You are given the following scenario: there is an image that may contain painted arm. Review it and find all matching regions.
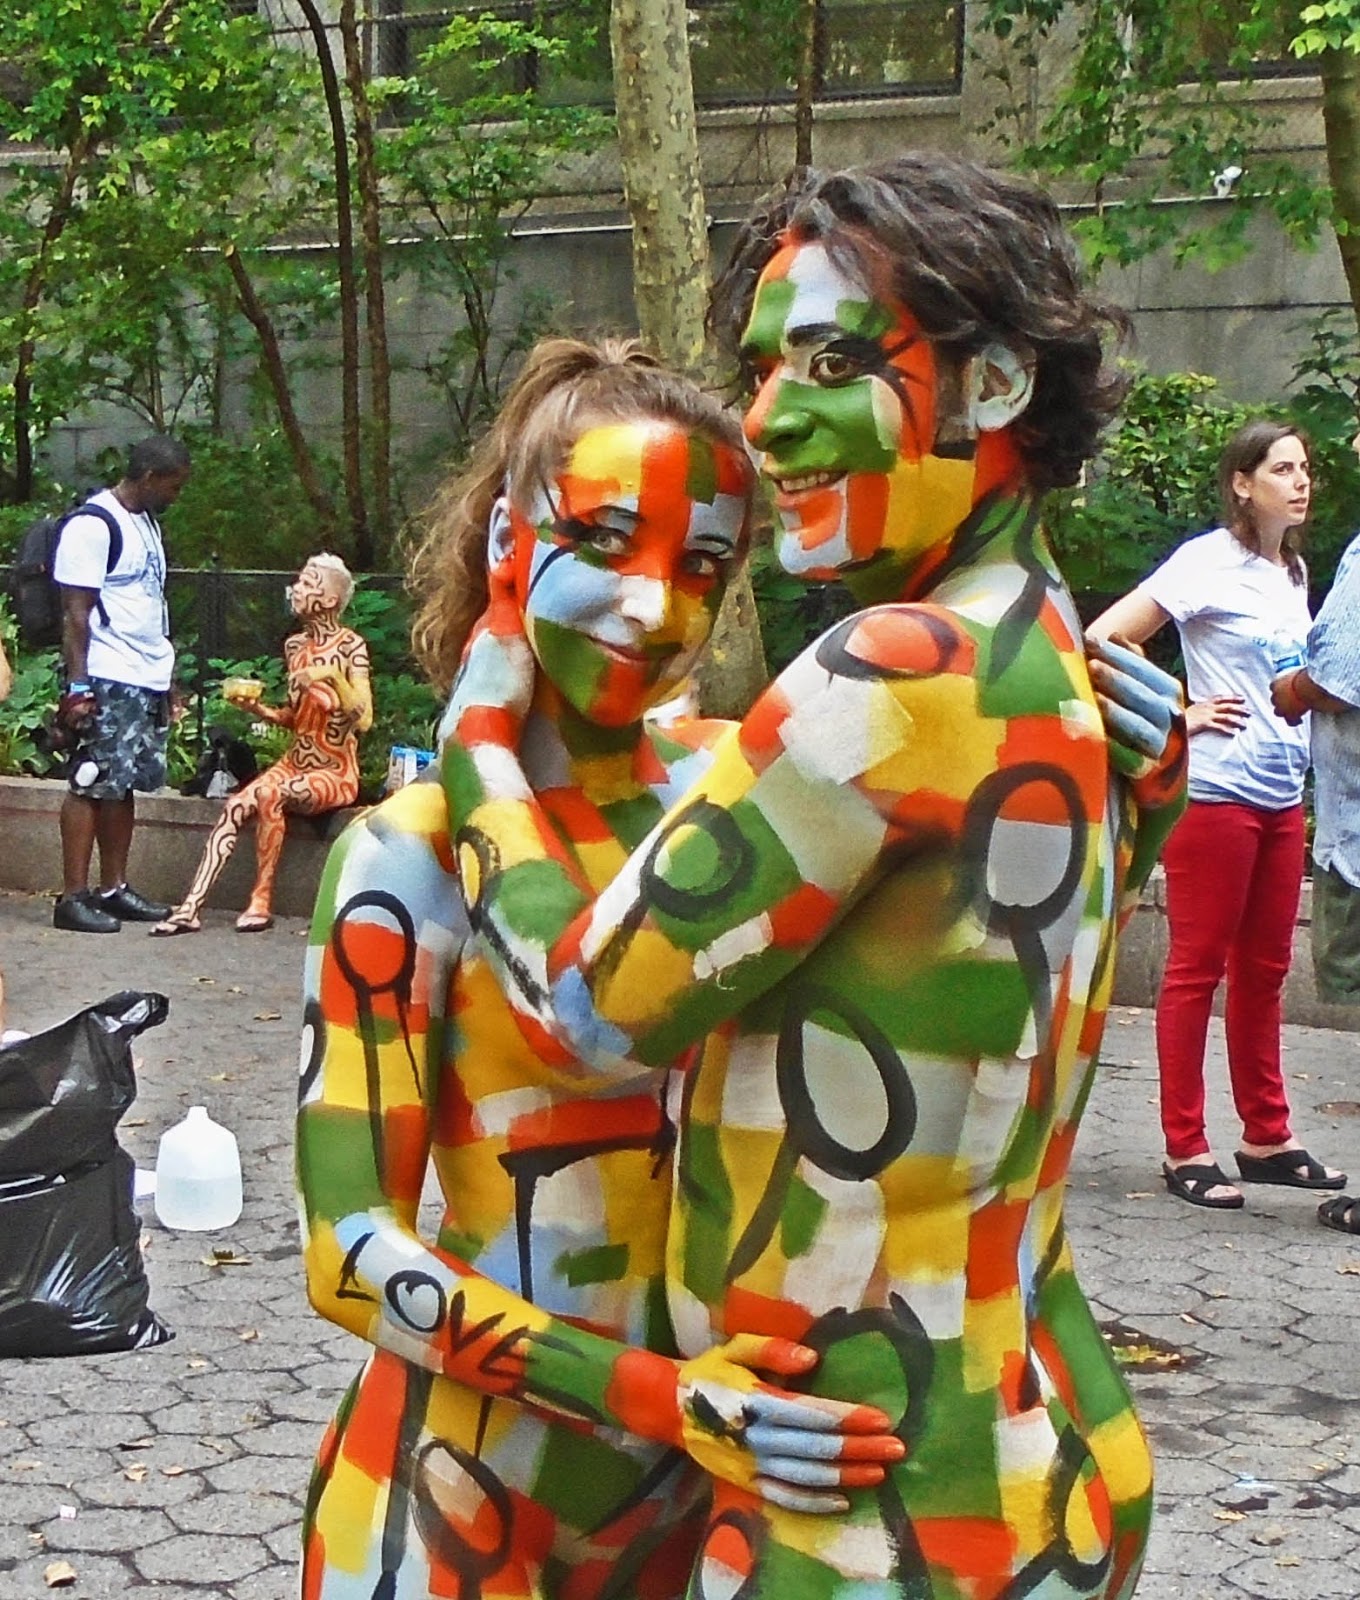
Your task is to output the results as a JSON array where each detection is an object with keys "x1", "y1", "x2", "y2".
[
  {"x1": 444, "y1": 596, "x2": 1024, "y2": 1073},
  {"x1": 297, "y1": 785, "x2": 902, "y2": 1513}
]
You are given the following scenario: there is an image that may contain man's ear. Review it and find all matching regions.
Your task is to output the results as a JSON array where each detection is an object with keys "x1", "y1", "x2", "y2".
[
  {"x1": 486, "y1": 494, "x2": 514, "y2": 567},
  {"x1": 963, "y1": 343, "x2": 1035, "y2": 432}
]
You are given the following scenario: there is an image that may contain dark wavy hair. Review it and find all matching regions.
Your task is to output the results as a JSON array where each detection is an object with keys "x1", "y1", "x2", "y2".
[
  {"x1": 1217, "y1": 418, "x2": 1310, "y2": 586},
  {"x1": 709, "y1": 154, "x2": 1131, "y2": 491}
]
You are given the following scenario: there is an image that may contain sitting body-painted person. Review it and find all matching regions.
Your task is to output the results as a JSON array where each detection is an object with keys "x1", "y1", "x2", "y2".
[
  {"x1": 442, "y1": 157, "x2": 1188, "y2": 1600},
  {"x1": 295, "y1": 340, "x2": 913, "y2": 1600},
  {"x1": 154, "y1": 554, "x2": 372, "y2": 935}
]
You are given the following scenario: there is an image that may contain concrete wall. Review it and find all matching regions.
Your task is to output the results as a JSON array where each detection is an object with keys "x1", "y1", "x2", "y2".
[{"x1": 0, "y1": 776, "x2": 358, "y2": 921}]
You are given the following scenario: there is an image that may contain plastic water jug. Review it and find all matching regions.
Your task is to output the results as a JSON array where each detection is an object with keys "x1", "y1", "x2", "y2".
[{"x1": 154, "y1": 1106, "x2": 243, "y2": 1230}]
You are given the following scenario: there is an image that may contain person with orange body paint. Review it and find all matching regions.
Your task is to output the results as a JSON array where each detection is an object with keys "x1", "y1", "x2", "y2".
[
  {"x1": 154, "y1": 555, "x2": 372, "y2": 936},
  {"x1": 442, "y1": 158, "x2": 1187, "y2": 1599}
]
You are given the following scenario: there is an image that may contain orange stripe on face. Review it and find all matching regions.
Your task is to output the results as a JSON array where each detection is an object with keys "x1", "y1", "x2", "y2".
[{"x1": 846, "y1": 473, "x2": 891, "y2": 561}]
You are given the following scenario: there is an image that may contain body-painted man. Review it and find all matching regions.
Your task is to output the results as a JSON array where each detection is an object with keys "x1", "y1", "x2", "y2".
[
  {"x1": 443, "y1": 158, "x2": 1187, "y2": 1600},
  {"x1": 296, "y1": 343, "x2": 906, "y2": 1600},
  {"x1": 155, "y1": 555, "x2": 372, "y2": 935}
]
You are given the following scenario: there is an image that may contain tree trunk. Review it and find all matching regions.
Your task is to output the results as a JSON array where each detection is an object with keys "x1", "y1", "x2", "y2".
[
  {"x1": 292, "y1": 0, "x2": 370, "y2": 567},
  {"x1": 1320, "y1": 44, "x2": 1360, "y2": 345},
  {"x1": 223, "y1": 244, "x2": 339, "y2": 538},
  {"x1": 609, "y1": 0, "x2": 710, "y2": 378},
  {"x1": 339, "y1": 0, "x2": 392, "y2": 558},
  {"x1": 793, "y1": 0, "x2": 818, "y2": 169},
  {"x1": 11, "y1": 128, "x2": 92, "y2": 502},
  {"x1": 609, "y1": 0, "x2": 767, "y2": 715}
]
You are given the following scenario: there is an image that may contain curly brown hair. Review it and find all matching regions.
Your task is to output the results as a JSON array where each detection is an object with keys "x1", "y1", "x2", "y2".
[
  {"x1": 405, "y1": 336, "x2": 753, "y2": 694},
  {"x1": 709, "y1": 154, "x2": 1131, "y2": 492}
]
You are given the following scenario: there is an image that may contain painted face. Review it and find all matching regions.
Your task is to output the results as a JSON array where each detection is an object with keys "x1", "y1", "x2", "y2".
[
  {"x1": 740, "y1": 239, "x2": 992, "y2": 593},
  {"x1": 504, "y1": 419, "x2": 750, "y2": 727},
  {"x1": 288, "y1": 560, "x2": 339, "y2": 617},
  {"x1": 1232, "y1": 435, "x2": 1310, "y2": 537}
]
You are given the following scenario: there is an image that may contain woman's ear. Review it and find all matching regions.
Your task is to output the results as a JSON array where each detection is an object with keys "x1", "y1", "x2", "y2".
[
  {"x1": 963, "y1": 343, "x2": 1035, "y2": 432},
  {"x1": 486, "y1": 494, "x2": 514, "y2": 568}
]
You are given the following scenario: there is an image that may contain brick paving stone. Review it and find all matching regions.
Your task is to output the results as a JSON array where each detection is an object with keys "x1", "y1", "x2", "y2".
[
  {"x1": 5, "y1": 893, "x2": 1360, "y2": 1598},
  {"x1": 133, "y1": 1532, "x2": 270, "y2": 1584},
  {"x1": 41, "y1": 1505, "x2": 177, "y2": 1552}
]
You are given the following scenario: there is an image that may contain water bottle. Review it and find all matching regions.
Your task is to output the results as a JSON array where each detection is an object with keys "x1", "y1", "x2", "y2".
[
  {"x1": 1268, "y1": 631, "x2": 1305, "y2": 678},
  {"x1": 154, "y1": 1106, "x2": 243, "y2": 1230}
]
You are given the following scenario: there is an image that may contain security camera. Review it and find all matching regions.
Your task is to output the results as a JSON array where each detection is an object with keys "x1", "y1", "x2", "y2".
[{"x1": 1212, "y1": 165, "x2": 1244, "y2": 199}]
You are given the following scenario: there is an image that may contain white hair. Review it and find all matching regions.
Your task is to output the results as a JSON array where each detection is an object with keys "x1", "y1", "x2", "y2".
[{"x1": 307, "y1": 552, "x2": 355, "y2": 611}]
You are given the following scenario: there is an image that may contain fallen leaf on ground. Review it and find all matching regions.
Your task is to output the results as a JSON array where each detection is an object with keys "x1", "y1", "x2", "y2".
[
  {"x1": 43, "y1": 1561, "x2": 77, "y2": 1588},
  {"x1": 187, "y1": 1358, "x2": 209, "y2": 1370},
  {"x1": 253, "y1": 1010, "x2": 282, "y2": 1021},
  {"x1": 1213, "y1": 1509, "x2": 1245, "y2": 1522},
  {"x1": 124, "y1": 1465, "x2": 148, "y2": 1483},
  {"x1": 1338, "y1": 1262, "x2": 1360, "y2": 1276},
  {"x1": 122, "y1": 1118, "x2": 147, "y2": 1128},
  {"x1": 118, "y1": 1437, "x2": 153, "y2": 1451},
  {"x1": 202, "y1": 1249, "x2": 252, "y2": 1267},
  {"x1": 238, "y1": 1328, "x2": 259, "y2": 1342},
  {"x1": 194, "y1": 976, "x2": 215, "y2": 985},
  {"x1": 1276, "y1": 1556, "x2": 1301, "y2": 1567},
  {"x1": 161, "y1": 1465, "x2": 185, "y2": 1478},
  {"x1": 228, "y1": 985, "x2": 245, "y2": 994},
  {"x1": 1124, "y1": 1191, "x2": 1155, "y2": 1199}
]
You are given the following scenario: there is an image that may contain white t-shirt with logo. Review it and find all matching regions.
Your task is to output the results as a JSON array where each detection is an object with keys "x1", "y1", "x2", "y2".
[
  {"x1": 1137, "y1": 526, "x2": 1311, "y2": 810},
  {"x1": 51, "y1": 488, "x2": 174, "y2": 691}
]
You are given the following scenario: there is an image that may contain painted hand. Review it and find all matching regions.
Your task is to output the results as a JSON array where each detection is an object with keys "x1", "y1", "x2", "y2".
[
  {"x1": 626, "y1": 1335, "x2": 905, "y2": 1515},
  {"x1": 1086, "y1": 633, "x2": 1184, "y2": 780}
]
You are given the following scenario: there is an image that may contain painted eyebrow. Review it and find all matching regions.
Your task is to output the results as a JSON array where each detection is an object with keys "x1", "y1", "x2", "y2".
[{"x1": 739, "y1": 319, "x2": 844, "y2": 358}]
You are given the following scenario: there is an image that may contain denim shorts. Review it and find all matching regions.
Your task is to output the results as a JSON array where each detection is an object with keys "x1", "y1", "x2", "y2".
[{"x1": 67, "y1": 679, "x2": 169, "y2": 799}]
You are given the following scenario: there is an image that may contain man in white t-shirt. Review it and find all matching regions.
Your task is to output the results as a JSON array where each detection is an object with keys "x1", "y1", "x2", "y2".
[{"x1": 51, "y1": 435, "x2": 191, "y2": 933}]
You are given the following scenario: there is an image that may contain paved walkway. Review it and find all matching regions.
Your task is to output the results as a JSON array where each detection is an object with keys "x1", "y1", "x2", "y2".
[{"x1": 1, "y1": 886, "x2": 1358, "y2": 1599}]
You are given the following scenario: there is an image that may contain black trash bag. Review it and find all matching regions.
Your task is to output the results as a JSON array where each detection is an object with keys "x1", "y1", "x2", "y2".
[{"x1": 0, "y1": 992, "x2": 174, "y2": 1357}]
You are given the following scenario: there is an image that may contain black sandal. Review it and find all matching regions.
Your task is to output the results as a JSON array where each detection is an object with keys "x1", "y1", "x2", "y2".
[
  {"x1": 1318, "y1": 1195, "x2": 1360, "y2": 1234},
  {"x1": 1234, "y1": 1149, "x2": 1347, "y2": 1191},
  {"x1": 1162, "y1": 1162, "x2": 1244, "y2": 1210}
]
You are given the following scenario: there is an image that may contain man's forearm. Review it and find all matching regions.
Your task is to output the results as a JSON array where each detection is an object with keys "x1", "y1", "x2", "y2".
[{"x1": 60, "y1": 602, "x2": 92, "y2": 684}]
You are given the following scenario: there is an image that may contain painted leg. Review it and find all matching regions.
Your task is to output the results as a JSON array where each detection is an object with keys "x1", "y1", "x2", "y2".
[
  {"x1": 152, "y1": 791, "x2": 256, "y2": 935},
  {"x1": 238, "y1": 785, "x2": 287, "y2": 930}
]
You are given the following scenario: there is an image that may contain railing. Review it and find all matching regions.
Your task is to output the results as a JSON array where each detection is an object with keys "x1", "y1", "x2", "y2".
[{"x1": 367, "y1": 0, "x2": 964, "y2": 112}]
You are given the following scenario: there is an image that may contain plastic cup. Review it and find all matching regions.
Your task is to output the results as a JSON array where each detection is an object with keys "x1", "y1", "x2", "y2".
[{"x1": 222, "y1": 676, "x2": 264, "y2": 704}]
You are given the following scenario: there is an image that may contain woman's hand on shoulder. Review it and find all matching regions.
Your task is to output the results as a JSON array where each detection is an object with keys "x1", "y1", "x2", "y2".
[{"x1": 1185, "y1": 696, "x2": 1248, "y2": 736}]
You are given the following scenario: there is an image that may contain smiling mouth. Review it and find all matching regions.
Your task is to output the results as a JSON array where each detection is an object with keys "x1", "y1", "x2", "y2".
[
  {"x1": 594, "y1": 639, "x2": 677, "y2": 667},
  {"x1": 768, "y1": 470, "x2": 843, "y2": 496}
]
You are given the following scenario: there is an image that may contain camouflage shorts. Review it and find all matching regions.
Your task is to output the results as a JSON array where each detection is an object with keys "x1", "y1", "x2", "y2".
[{"x1": 68, "y1": 679, "x2": 169, "y2": 799}]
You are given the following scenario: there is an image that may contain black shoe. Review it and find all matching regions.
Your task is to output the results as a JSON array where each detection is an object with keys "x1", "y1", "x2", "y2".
[
  {"x1": 99, "y1": 885, "x2": 172, "y2": 922},
  {"x1": 54, "y1": 891, "x2": 121, "y2": 933}
]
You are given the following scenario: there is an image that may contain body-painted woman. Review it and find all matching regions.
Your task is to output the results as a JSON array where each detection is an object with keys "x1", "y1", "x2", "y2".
[
  {"x1": 443, "y1": 160, "x2": 1187, "y2": 1600},
  {"x1": 154, "y1": 554, "x2": 372, "y2": 935},
  {"x1": 296, "y1": 341, "x2": 905, "y2": 1600}
]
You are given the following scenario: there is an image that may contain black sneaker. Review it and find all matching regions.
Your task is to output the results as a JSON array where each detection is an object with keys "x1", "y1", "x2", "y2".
[
  {"x1": 99, "y1": 885, "x2": 172, "y2": 922},
  {"x1": 54, "y1": 891, "x2": 121, "y2": 933}
]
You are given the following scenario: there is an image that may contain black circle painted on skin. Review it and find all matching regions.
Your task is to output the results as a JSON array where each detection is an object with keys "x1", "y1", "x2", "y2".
[
  {"x1": 689, "y1": 1507, "x2": 765, "y2": 1600},
  {"x1": 639, "y1": 797, "x2": 756, "y2": 920},
  {"x1": 297, "y1": 996, "x2": 326, "y2": 1103},
  {"x1": 814, "y1": 605, "x2": 962, "y2": 682},
  {"x1": 962, "y1": 762, "x2": 1087, "y2": 935},
  {"x1": 775, "y1": 984, "x2": 918, "y2": 1181},
  {"x1": 330, "y1": 889, "x2": 418, "y2": 1001},
  {"x1": 1001, "y1": 1424, "x2": 1113, "y2": 1599},
  {"x1": 385, "y1": 1269, "x2": 447, "y2": 1334},
  {"x1": 410, "y1": 1437, "x2": 515, "y2": 1598}
]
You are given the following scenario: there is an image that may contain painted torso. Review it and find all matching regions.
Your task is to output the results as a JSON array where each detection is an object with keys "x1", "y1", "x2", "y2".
[
  {"x1": 276, "y1": 628, "x2": 367, "y2": 796},
  {"x1": 668, "y1": 529, "x2": 1150, "y2": 1600},
  {"x1": 298, "y1": 718, "x2": 732, "y2": 1600}
]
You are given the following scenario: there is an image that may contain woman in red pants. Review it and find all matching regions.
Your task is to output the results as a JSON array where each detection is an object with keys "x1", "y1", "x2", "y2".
[{"x1": 1091, "y1": 419, "x2": 1345, "y2": 1208}]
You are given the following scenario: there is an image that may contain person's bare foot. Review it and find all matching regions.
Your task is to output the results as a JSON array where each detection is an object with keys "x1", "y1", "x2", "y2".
[
  {"x1": 149, "y1": 911, "x2": 201, "y2": 937},
  {"x1": 235, "y1": 911, "x2": 274, "y2": 932}
]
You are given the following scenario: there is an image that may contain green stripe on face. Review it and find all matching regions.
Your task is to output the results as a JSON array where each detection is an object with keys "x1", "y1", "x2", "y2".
[
  {"x1": 835, "y1": 294, "x2": 896, "y2": 342},
  {"x1": 792, "y1": 378, "x2": 899, "y2": 474},
  {"x1": 742, "y1": 275, "x2": 797, "y2": 357},
  {"x1": 683, "y1": 434, "x2": 718, "y2": 505},
  {"x1": 532, "y1": 615, "x2": 612, "y2": 707}
]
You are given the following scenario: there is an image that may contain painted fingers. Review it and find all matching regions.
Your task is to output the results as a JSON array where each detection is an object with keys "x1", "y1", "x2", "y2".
[{"x1": 1085, "y1": 633, "x2": 1184, "y2": 778}]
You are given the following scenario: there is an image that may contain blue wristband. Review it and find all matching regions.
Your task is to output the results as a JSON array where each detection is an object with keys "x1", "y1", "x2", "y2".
[{"x1": 67, "y1": 681, "x2": 91, "y2": 694}]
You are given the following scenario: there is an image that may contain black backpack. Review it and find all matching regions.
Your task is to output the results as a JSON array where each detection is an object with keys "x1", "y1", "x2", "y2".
[{"x1": 9, "y1": 501, "x2": 124, "y2": 650}]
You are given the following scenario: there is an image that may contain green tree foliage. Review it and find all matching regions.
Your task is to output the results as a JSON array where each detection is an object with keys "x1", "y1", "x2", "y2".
[
  {"x1": 974, "y1": 0, "x2": 1333, "y2": 271},
  {"x1": 0, "y1": 0, "x2": 313, "y2": 503}
]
